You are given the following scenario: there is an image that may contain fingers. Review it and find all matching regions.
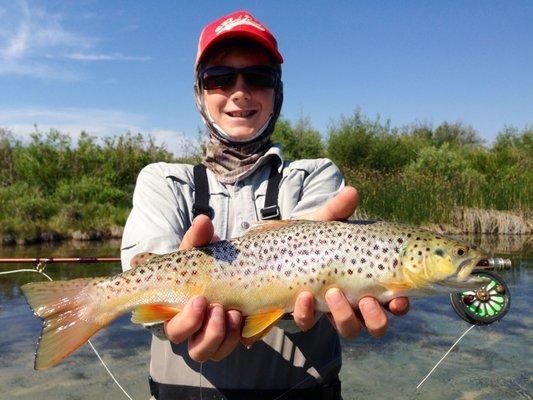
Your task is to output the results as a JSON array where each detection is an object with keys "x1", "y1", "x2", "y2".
[
  {"x1": 179, "y1": 215, "x2": 214, "y2": 250},
  {"x1": 386, "y1": 297, "x2": 410, "y2": 316},
  {"x1": 164, "y1": 296, "x2": 207, "y2": 343},
  {"x1": 164, "y1": 298, "x2": 241, "y2": 362},
  {"x1": 325, "y1": 288, "x2": 361, "y2": 339},
  {"x1": 293, "y1": 291, "x2": 316, "y2": 331},
  {"x1": 324, "y1": 290, "x2": 408, "y2": 339},
  {"x1": 305, "y1": 186, "x2": 359, "y2": 222},
  {"x1": 188, "y1": 305, "x2": 226, "y2": 362},
  {"x1": 209, "y1": 310, "x2": 242, "y2": 361},
  {"x1": 358, "y1": 297, "x2": 389, "y2": 338}
]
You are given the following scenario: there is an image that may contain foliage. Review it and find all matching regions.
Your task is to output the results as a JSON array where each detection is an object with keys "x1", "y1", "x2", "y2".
[
  {"x1": 327, "y1": 110, "x2": 417, "y2": 171},
  {"x1": 0, "y1": 129, "x2": 177, "y2": 243},
  {"x1": 272, "y1": 116, "x2": 324, "y2": 159},
  {"x1": 1, "y1": 113, "x2": 531, "y2": 243}
]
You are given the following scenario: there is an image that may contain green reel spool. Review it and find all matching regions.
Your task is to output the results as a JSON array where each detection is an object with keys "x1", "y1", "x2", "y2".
[{"x1": 450, "y1": 270, "x2": 511, "y2": 325}]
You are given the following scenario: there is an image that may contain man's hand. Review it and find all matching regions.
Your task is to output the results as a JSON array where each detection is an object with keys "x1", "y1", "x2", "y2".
[
  {"x1": 163, "y1": 215, "x2": 242, "y2": 362},
  {"x1": 292, "y1": 186, "x2": 410, "y2": 338}
]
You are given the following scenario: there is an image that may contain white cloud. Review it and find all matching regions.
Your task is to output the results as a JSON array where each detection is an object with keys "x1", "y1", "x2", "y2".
[
  {"x1": 0, "y1": 107, "x2": 196, "y2": 157},
  {"x1": 65, "y1": 52, "x2": 152, "y2": 62},
  {"x1": 0, "y1": 1, "x2": 149, "y2": 80}
]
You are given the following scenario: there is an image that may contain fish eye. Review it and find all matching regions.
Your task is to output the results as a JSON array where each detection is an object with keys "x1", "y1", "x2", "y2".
[{"x1": 453, "y1": 246, "x2": 468, "y2": 257}]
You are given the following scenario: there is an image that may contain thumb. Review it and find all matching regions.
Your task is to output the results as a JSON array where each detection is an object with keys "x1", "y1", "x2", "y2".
[
  {"x1": 179, "y1": 215, "x2": 214, "y2": 250},
  {"x1": 304, "y1": 186, "x2": 358, "y2": 222}
]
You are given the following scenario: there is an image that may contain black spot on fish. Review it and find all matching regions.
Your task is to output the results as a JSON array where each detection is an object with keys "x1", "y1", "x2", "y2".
[
  {"x1": 366, "y1": 273, "x2": 373, "y2": 278},
  {"x1": 348, "y1": 269, "x2": 353, "y2": 275},
  {"x1": 435, "y1": 249, "x2": 444, "y2": 257}
]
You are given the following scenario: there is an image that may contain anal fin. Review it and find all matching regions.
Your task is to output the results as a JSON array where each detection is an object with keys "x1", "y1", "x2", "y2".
[
  {"x1": 131, "y1": 304, "x2": 180, "y2": 324},
  {"x1": 242, "y1": 308, "x2": 285, "y2": 338}
]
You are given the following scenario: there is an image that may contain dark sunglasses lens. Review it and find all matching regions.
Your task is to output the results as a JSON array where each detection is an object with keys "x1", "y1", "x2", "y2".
[
  {"x1": 201, "y1": 66, "x2": 277, "y2": 90},
  {"x1": 202, "y1": 68, "x2": 237, "y2": 90},
  {"x1": 242, "y1": 67, "x2": 277, "y2": 88}
]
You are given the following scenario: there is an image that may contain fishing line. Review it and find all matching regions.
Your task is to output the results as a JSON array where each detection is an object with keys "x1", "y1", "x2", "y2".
[
  {"x1": 0, "y1": 268, "x2": 53, "y2": 281},
  {"x1": 199, "y1": 362, "x2": 204, "y2": 400},
  {"x1": 416, "y1": 324, "x2": 476, "y2": 389},
  {"x1": 0, "y1": 266, "x2": 136, "y2": 400}
]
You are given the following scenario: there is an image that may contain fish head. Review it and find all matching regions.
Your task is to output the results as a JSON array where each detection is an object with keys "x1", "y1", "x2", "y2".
[{"x1": 400, "y1": 232, "x2": 489, "y2": 291}]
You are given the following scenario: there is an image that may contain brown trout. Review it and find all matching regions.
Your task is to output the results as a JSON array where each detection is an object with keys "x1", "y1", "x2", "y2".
[{"x1": 22, "y1": 219, "x2": 488, "y2": 370}]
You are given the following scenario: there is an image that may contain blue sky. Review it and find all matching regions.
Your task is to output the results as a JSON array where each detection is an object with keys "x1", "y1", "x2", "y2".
[{"x1": 1, "y1": 0, "x2": 531, "y2": 155}]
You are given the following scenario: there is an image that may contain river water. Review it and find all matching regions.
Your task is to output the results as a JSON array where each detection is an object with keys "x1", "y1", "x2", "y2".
[{"x1": 0, "y1": 236, "x2": 531, "y2": 400}]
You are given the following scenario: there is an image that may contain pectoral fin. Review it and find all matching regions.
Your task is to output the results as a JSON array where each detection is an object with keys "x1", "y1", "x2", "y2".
[
  {"x1": 131, "y1": 304, "x2": 181, "y2": 324},
  {"x1": 242, "y1": 309, "x2": 285, "y2": 338}
]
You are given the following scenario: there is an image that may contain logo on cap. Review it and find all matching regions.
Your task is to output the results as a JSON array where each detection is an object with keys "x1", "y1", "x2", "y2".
[{"x1": 215, "y1": 14, "x2": 266, "y2": 35}]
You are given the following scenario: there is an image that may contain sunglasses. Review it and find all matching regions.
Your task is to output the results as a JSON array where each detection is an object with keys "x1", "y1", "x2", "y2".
[{"x1": 200, "y1": 65, "x2": 279, "y2": 90}]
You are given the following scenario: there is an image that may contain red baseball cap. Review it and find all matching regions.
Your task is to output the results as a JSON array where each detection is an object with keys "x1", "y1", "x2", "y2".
[{"x1": 196, "y1": 10, "x2": 283, "y2": 68}]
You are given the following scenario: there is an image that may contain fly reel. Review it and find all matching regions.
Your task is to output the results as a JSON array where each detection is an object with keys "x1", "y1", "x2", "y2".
[{"x1": 450, "y1": 267, "x2": 511, "y2": 325}]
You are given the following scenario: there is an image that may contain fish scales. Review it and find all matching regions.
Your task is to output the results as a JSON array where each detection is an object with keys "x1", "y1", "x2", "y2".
[
  {"x1": 99, "y1": 221, "x2": 451, "y2": 314},
  {"x1": 21, "y1": 219, "x2": 488, "y2": 370}
]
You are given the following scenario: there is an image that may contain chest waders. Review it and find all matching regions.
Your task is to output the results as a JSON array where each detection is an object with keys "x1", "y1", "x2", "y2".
[{"x1": 148, "y1": 159, "x2": 343, "y2": 399}]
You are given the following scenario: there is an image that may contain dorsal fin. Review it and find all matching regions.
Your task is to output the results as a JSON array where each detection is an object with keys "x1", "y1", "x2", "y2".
[
  {"x1": 130, "y1": 252, "x2": 157, "y2": 269},
  {"x1": 246, "y1": 219, "x2": 308, "y2": 235}
]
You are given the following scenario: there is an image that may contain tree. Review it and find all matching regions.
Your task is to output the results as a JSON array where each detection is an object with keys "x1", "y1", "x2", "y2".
[{"x1": 272, "y1": 115, "x2": 324, "y2": 159}]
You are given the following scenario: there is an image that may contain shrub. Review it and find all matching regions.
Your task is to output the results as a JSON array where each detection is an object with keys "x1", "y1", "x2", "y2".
[{"x1": 272, "y1": 116, "x2": 324, "y2": 159}]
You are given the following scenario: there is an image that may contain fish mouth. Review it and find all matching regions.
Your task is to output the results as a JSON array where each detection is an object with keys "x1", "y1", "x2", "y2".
[
  {"x1": 438, "y1": 256, "x2": 490, "y2": 290},
  {"x1": 457, "y1": 256, "x2": 483, "y2": 281}
]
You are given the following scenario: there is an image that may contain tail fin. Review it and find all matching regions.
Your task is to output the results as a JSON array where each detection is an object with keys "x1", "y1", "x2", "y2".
[{"x1": 21, "y1": 278, "x2": 108, "y2": 370}]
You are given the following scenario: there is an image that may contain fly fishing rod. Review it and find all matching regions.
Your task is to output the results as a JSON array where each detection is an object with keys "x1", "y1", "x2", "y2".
[
  {"x1": 1, "y1": 256, "x2": 512, "y2": 324},
  {"x1": 0, "y1": 257, "x2": 121, "y2": 264}
]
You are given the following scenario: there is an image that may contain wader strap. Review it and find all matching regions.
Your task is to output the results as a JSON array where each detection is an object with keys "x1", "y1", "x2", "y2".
[
  {"x1": 192, "y1": 164, "x2": 213, "y2": 219},
  {"x1": 193, "y1": 158, "x2": 283, "y2": 221},
  {"x1": 260, "y1": 157, "x2": 283, "y2": 220},
  {"x1": 149, "y1": 375, "x2": 342, "y2": 400}
]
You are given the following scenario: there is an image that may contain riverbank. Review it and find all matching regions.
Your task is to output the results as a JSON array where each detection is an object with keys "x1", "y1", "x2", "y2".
[
  {"x1": 1, "y1": 117, "x2": 530, "y2": 246},
  {"x1": 1, "y1": 207, "x2": 531, "y2": 246}
]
